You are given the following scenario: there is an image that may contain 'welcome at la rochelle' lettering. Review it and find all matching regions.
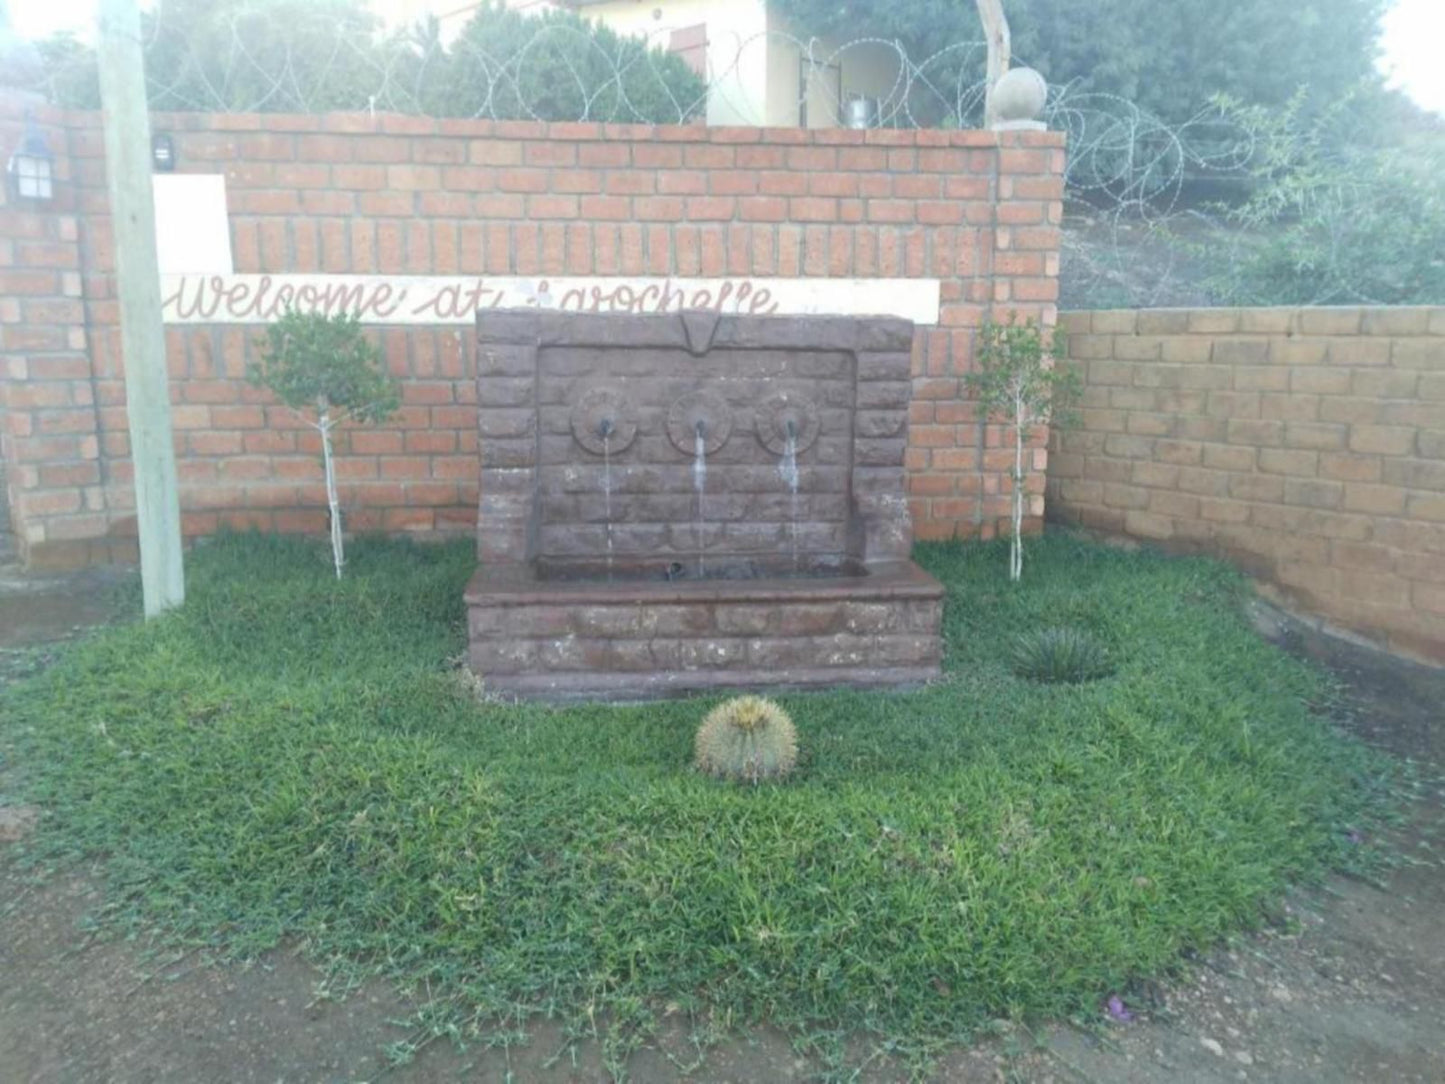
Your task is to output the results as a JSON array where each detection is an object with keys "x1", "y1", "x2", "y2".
[{"x1": 159, "y1": 275, "x2": 942, "y2": 325}]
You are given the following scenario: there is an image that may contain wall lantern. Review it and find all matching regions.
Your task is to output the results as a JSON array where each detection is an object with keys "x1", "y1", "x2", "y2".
[
  {"x1": 151, "y1": 133, "x2": 176, "y2": 172},
  {"x1": 6, "y1": 115, "x2": 54, "y2": 202}
]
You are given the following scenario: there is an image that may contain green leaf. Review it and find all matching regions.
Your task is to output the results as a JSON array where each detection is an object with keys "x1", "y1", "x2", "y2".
[{"x1": 249, "y1": 310, "x2": 400, "y2": 426}]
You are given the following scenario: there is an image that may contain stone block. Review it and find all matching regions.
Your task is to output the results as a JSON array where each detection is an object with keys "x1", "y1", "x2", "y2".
[
  {"x1": 1296, "y1": 308, "x2": 1363, "y2": 335},
  {"x1": 1090, "y1": 310, "x2": 1137, "y2": 333},
  {"x1": 1135, "y1": 309, "x2": 1191, "y2": 335},
  {"x1": 1212, "y1": 339, "x2": 1270, "y2": 366},
  {"x1": 1391, "y1": 339, "x2": 1445, "y2": 370},
  {"x1": 1123, "y1": 510, "x2": 1174, "y2": 539},
  {"x1": 1350, "y1": 426, "x2": 1416, "y2": 456},
  {"x1": 1187, "y1": 309, "x2": 1242, "y2": 333},
  {"x1": 1229, "y1": 473, "x2": 1284, "y2": 502},
  {"x1": 1283, "y1": 478, "x2": 1343, "y2": 510},
  {"x1": 855, "y1": 351, "x2": 912, "y2": 381}
]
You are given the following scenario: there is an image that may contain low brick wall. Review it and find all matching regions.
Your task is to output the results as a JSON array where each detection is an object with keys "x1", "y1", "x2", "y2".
[{"x1": 1049, "y1": 307, "x2": 1445, "y2": 663}]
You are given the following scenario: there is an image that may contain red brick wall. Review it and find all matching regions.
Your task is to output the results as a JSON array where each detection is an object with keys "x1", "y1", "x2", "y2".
[
  {"x1": 0, "y1": 98, "x2": 100, "y2": 561},
  {"x1": 1050, "y1": 307, "x2": 1445, "y2": 664},
  {"x1": 0, "y1": 94, "x2": 1066, "y2": 567}
]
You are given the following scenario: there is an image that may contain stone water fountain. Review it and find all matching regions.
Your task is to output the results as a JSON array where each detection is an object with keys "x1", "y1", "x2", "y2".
[{"x1": 465, "y1": 309, "x2": 944, "y2": 700}]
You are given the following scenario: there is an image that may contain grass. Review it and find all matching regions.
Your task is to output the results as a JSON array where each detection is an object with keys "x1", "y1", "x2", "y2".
[{"x1": 0, "y1": 531, "x2": 1397, "y2": 1071}]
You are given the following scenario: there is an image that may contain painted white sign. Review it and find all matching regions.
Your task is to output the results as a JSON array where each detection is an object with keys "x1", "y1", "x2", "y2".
[
  {"x1": 153, "y1": 175, "x2": 234, "y2": 274},
  {"x1": 159, "y1": 274, "x2": 941, "y2": 325}
]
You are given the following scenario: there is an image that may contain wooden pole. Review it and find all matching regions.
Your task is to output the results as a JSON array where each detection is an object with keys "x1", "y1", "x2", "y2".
[
  {"x1": 976, "y1": 0, "x2": 1011, "y2": 127},
  {"x1": 97, "y1": 0, "x2": 184, "y2": 616}
]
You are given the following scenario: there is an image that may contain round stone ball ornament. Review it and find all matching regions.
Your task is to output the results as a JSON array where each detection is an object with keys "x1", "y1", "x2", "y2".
[{"x1": 991, "y1": 67, "x2": 1048, "y2": 130}]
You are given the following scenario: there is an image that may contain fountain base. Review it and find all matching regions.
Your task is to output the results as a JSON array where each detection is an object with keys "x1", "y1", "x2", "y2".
[{"x1": 466, "y1": 560, "x2": 943, "y2": 701}]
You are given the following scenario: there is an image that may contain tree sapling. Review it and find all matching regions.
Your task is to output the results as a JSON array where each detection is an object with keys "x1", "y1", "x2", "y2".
[
  {"x1": 249, "y1": 311, "x2": 399, "y2": 578},
  {"x1": 965, "y1": 316, "x2": 1079, "y2": 582}
]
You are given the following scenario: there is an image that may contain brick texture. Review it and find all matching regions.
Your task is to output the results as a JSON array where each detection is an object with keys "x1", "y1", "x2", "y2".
[
  {"x1": 0, "y1": 93, "x2": 1065, "y2": 567},
  {"x1": 1050, "y1": 307, "x2": 1445, "y2": 663},
  {"x1": 466, "y1": 561, "x2": 945, "y2": 701},
  {"x1": 475, "y1": 309, "x2": 917, "y2": 572},
  {"x1": 467, "y1": 313, "x2": 945, "y2": 701}
]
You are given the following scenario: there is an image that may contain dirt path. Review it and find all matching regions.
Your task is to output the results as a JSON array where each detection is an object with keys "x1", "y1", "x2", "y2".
[{"x1": 1, "y1": 571, "x2": 1441, "y2": 1082}]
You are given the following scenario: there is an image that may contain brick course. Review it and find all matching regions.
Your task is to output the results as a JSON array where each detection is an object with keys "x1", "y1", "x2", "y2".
[
  {"x1": 1050, "y1": 307, "x2": 1445, "y2": 663},
  {"x1": 0, "y1": 95, "x2": 1065, "y2": 566}
]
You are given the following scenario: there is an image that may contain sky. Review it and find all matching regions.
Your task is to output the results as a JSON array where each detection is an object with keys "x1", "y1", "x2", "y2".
[
  {"x1": 1378, "y1": 0, "x2": 1445, "y2": 114},
  {"x1": 7, "y1": 0, "x2": 1445, "y2": 117}
]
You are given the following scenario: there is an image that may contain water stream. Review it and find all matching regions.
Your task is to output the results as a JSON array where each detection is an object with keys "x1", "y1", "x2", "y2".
[
  {"x1": 600, "y1": 425, "x2": 614, "y2": 581},
  {"x1": 778, "y1": 421, "x2": 800, "y2": 572},
  {"x1": 693, "y1": 422, "x2": 708, "y2": 578}
]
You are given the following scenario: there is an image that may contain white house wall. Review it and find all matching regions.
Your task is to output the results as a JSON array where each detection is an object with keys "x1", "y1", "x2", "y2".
[{"x1": 571, "y1": 0, "x2": 773, "y2": 126}]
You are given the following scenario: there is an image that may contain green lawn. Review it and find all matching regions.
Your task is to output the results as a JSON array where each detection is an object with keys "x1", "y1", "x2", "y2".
[{"x1": 0, "y1": 532, "x2": 1395, "y2": 1068}]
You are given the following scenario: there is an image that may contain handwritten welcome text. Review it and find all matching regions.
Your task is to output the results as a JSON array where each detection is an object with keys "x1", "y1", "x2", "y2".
[{"x1": 159, "y1": 275, "x2": 941, "y2": 325}]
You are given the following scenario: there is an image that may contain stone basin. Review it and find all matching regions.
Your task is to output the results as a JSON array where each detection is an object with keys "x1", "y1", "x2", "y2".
[{"x1": 466, "y1": 559, "x2": 943, "y2": 701}]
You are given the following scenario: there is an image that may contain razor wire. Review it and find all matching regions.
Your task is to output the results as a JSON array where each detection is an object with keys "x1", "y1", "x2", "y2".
[{"x1": 6, "y1": 7, "x2": 1266, "y2": 308}]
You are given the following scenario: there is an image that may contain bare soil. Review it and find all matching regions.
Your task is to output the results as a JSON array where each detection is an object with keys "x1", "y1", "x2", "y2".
[{"x1": 1, "y1": 570, "x2": 1441, "y2": 1083}]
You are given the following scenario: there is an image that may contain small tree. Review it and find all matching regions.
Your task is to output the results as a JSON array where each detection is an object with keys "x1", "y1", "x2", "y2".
[
  {"x1": 965, "y1": 317, "x2": 1079, "y2": 582},
  {"x1": 249, "y1": 311, "x2": 399, "y2": 578}
]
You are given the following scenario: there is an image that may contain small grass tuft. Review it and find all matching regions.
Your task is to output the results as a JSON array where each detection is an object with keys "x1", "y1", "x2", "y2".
[
  {"x1": 1011, "y1": 627, "x2": 1115, "y2": 684},
  {"x1": 0, "y1": 530, "x2": 1400, "y2": 1070}
]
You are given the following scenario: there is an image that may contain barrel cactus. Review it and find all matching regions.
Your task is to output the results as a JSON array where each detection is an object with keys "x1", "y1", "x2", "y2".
[{"x1": 694, "y1": 696, "x2": 798, "y2": 784}]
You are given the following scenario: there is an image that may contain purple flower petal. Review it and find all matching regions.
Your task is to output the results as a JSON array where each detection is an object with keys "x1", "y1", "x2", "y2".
[{"x1": 1106, "y1": 995, "x2": 1134, "y2": 1022}]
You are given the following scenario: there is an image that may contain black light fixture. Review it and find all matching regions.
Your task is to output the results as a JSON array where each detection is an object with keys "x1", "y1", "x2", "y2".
[
  {"x1": 151, "y1": 132, "x2": 176, "y2": 172},
  {"x1": 6, "y1": 113, "x2": 55, "y2": 202}
]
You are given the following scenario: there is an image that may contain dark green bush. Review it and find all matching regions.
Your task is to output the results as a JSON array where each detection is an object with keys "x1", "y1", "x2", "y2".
[
  {"x1": 418, "y1": 3, "x2": 706, "y2": 122},
  {"x1": 26, "y1": 0, "x2": 707, "y2": 123}
]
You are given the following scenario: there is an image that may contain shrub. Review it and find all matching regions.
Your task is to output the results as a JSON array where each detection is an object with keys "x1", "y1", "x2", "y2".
[
  {"x1": 421, "y1": 3, "x2": 707, "y2": 123},
  {"x1": 24, "y1": 0, "x2": 707, "y2": 124},
  {"x1": 694, "y1": 696, "x2": 798, "y2": 783},
  {"x1": 1205, "y1": 91, "x2": 1445, "y2": 306},
  {"x1": 1011, "y1": 627, "x2": 1114, "y2": 684}
]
